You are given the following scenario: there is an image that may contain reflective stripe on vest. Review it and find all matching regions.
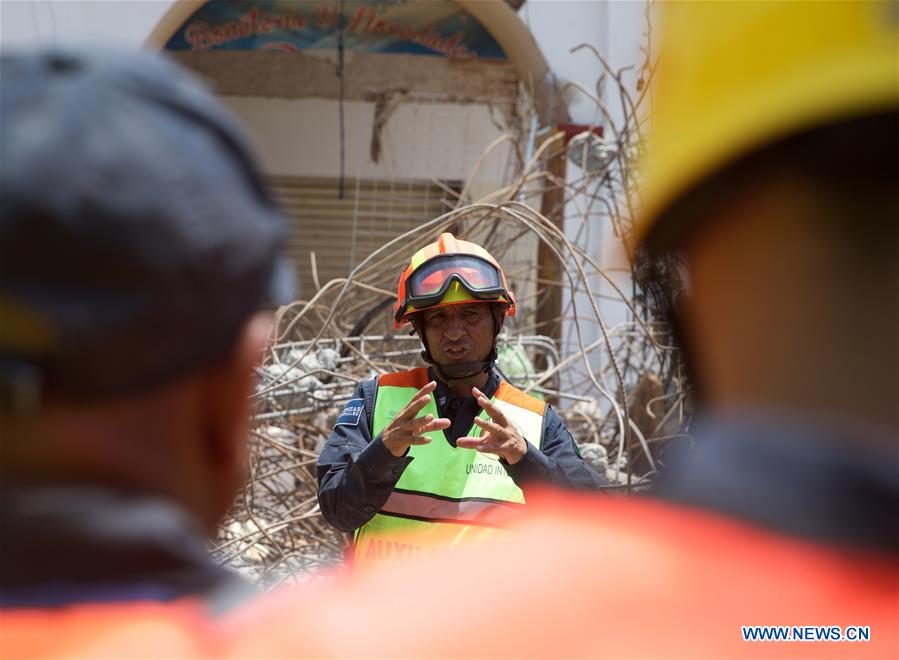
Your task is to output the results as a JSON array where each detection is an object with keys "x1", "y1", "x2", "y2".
[{"x1": 353, "y1": 368, "x2": 545, "y2": 569}]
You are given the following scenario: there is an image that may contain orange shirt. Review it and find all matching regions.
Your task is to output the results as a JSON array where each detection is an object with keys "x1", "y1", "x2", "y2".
[
  {"x1": 3, "y1": 491, "x2": 896, "y2": 658},
  {"x1": 232, "y1": 490, "x2": 898, "y2": 658}
]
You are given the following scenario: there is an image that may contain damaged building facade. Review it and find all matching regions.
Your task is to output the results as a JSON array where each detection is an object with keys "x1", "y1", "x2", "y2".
[{"x1": 148, "y1": 0, "x2": 553, "y2": 327}]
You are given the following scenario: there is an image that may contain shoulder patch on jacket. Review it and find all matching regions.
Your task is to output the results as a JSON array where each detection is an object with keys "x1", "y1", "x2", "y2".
[{"x1": 335, "y1": 398, "x2": 365, "y2": 427}]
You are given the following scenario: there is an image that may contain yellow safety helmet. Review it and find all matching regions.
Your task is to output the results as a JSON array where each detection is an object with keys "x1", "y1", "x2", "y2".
[{"x1": 636, "y1": 1, "x2": 899, "y2": 248}]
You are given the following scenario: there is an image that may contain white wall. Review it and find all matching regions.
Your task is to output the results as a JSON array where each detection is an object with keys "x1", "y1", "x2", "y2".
[
  {"x1": 0, "y1": 1, "x2": 173, "y2": 50},
  {"x1": 524, "y1": 0, "x2": 648, "y2": 401},
  {"x1": 220, "y1": 95, "x2": 511, "y2": 185}
]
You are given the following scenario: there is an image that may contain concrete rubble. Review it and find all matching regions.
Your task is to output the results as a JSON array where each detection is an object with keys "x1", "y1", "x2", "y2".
[{"x1": 212, "y1": 41, "x2": 688, "y2": 586}]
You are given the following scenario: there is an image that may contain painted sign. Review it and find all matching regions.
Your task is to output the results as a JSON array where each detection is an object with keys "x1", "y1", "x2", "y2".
[{"x1": 164, "y1": 0, "x2": 507, "y2": 61}]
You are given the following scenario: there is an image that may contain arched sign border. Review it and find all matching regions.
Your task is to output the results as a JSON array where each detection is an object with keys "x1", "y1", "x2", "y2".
[{"x1": 145, "y1": 0, "x2": 549, "y2": 88}]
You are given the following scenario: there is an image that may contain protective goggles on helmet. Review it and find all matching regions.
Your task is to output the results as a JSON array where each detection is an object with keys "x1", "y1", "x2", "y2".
[{"x1": 396, "y1": 254, "x2": 511, "y2": 319}]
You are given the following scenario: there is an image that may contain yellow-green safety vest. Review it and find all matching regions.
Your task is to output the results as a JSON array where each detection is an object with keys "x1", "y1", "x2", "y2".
[{"x1": 353, "y1": 367, "x2": 546, "y2": 570}]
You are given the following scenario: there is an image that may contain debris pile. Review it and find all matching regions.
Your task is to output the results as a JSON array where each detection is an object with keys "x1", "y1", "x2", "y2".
[{"x1": 213, "y1": 34, "x2": 689, "y2": 587}]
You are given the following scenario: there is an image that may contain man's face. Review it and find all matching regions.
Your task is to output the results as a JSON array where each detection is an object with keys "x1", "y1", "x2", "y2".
[{"x1": 421, "y1": 302, "x2": 495, "y2": 364}]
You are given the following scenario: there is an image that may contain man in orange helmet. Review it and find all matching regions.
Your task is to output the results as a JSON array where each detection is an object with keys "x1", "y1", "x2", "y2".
[{"x1": 317, "y1": 232, "x2": 604, "y2": 568}]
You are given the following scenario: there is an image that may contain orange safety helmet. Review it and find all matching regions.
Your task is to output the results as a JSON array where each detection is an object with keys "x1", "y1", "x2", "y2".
[{"x1": 394, "y1": 233, "x2": 516, "y2": 329}]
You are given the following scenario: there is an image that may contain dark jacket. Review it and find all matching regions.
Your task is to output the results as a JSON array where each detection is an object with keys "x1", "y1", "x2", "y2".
[
  {"x1": 317, "y1": 369, "x2": 606, "y2": 532},
  {"x1": 0, "y1": 485, "x2": 251, "y2": 611},
  {"x1": 652, "y1": 412, "x2": 899, "y2": 552}
]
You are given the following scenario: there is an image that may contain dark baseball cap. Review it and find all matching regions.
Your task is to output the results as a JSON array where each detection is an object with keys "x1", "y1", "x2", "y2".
[{"x1": 0, "y1": 49, "x2": 294, "y2": 413}]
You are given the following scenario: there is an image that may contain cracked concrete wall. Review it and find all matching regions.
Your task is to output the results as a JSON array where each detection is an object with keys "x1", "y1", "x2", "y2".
[{"x1": 170, "y1": 50, "x2": 519, "y2": 105}]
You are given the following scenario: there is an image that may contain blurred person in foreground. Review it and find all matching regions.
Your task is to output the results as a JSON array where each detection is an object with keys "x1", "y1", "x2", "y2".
[
  {"x1": 317, "y1": 232, "x2": 604, "y2": 570},
  {"x1": 0, "y1": 49, "x2": 289, "y2": 654},
  {"x1": 231, "y1": 2, "x2": 897, "y2": 657}
]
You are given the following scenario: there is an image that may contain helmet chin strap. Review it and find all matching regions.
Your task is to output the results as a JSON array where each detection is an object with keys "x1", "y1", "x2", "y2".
[{"x1": 412, "y1": 307, "x2": 503, "y2": 384}]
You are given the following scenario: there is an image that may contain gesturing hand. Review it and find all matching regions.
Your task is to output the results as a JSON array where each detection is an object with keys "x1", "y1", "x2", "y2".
[
  {"x1": 456, "y1": 387, "x2": 528, "y2": 465},
  {"x1": 381, "y1": 381, "x2": 451, "y2": 458}
]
